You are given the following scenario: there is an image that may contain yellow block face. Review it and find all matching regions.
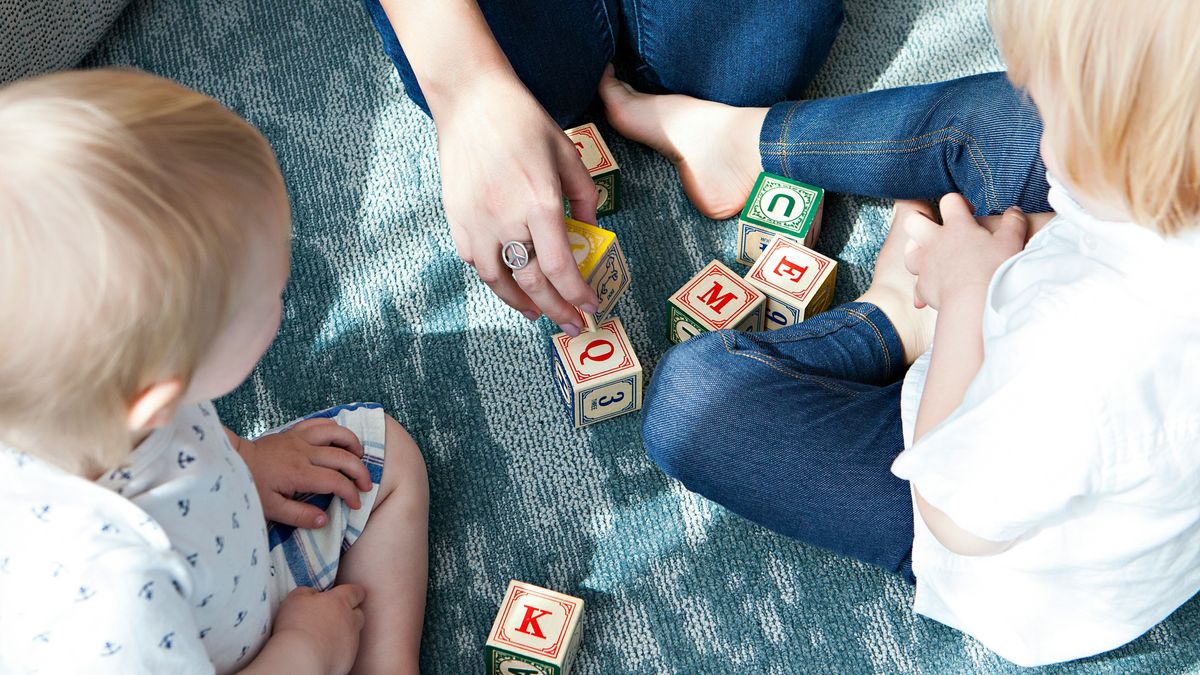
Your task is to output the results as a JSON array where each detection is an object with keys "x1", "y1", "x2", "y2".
[{"x1": 565, "y1": 217, "x2": 616, "y2": 280}]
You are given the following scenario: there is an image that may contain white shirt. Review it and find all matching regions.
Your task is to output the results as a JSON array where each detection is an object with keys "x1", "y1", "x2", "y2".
[
  {"x1": 892, "y1": 177, "x2": 1200, "y2": 666},
  {"x1": 0, "y1": 402, "x2": 273, "y2": 674}
]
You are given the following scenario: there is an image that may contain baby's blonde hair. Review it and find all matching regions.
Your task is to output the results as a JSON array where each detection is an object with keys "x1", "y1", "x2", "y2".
[
  {"x1": 0, "y1": 69, "x2": 288, "y2": 475},
  {"x1": 990, "y1": 0, "x2": 1200, "y2": 234}
]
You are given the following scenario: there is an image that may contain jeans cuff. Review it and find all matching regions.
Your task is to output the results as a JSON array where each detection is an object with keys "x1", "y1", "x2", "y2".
[
  {"x1": 839, "y1": 301, "x2": 907, "y2": 381},
  {"x1": 758, "y1": 100, "x2": 809, "y2": 178}
]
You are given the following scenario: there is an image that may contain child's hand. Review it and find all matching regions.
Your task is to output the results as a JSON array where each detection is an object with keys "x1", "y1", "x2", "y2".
[
  {"x1": 272, "y1": 585, "x2": 366, "y2": 675},
  {"x1": 903, "y1": 194, "x2": 1029, "y2": 310},
  {"x1": 230, "y1": 419, "x2": 372, "y2": 529}
]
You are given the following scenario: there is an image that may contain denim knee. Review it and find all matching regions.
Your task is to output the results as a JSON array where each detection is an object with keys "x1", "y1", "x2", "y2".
[{"x1": 642, "y1": 331, "x2": 744, "y2": 484}]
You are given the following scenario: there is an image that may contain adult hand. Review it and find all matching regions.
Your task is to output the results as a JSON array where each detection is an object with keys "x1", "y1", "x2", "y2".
[
  {"x1": 903, "y1": 193, "x2": 1028, "y2": 310},
  {"x1": 231, "y1": 418, "x2": 371, "y2": 529},
  {"x1": 435, "y1": 74, "x2": 600, "y2": 336},
  {"x1": 271, "y1": 585, "x2": 366, "y2": 675}
]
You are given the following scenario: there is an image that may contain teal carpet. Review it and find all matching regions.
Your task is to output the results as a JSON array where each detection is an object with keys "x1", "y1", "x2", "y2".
[{"x1": 81, "y1": 0, "x2": 1200, "y2": 672}]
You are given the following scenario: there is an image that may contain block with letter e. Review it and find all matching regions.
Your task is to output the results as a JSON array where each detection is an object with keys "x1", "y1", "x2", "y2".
[
  {"x1": 550, "y1": 317, "x2": 643, "y2": 428},
  {"x1": 566, "y1": 217, "x2": 629, "y2": 325},
  {"x1": 486, "y1": 580, "x2": 585, "y2": 675},
  {"x1": 735, "y1": 171, "x2": 825, "y2": 266},
  {"x1": 745, "y1": 235, "x2": 837, "y2": 330},
  {"x1": 565, "y1": 122, "x2": 621, "y2": 216},
  {"x1": 666, "y1": 260, "x2": 765, "y2": 345}
]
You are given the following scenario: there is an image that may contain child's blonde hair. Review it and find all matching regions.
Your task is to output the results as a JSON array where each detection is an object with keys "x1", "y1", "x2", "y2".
[
  {"x1": 990, "y1": 0, "x2": 1200, "y2": 234},
  {"x1": 0, "y1": 69, "x2": 288, "y2": 475}
]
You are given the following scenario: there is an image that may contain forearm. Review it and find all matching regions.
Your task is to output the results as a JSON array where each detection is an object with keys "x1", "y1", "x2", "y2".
[
  {"x1": 913, "y1": 290, "x2": 986, "y2": 440},
  {"x1": 911, "y1": 288, "x2": 1012, "y2": 555},
  {"x1": 377, "y1": 0, "x2": 516, "y2": 116}
]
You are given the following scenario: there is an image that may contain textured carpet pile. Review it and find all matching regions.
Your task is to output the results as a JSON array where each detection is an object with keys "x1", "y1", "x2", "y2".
[{"x1": 68, "y1": 0, "x2": 1200, "y2": 671}]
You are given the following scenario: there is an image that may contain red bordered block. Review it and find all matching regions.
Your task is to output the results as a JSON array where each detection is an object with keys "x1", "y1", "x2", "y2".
[
  {"x1": 565, "y1": 123, "x2": 621, "y2": 216},
  {"x1": 744, "y1": 235, "x2": 837, "y2": 330},
  {"x1": 550, "y1": 317, "x2": 643, "y2": 427},
  {"x1": 666, "y1": 260, "x2": 765, "y2": 344},
  {"x1": 735, "y1": 171, "x2": 825, "y2": 266},
  {"x1": 486, "y1": 580, "x2": 585, "y2": 675}
]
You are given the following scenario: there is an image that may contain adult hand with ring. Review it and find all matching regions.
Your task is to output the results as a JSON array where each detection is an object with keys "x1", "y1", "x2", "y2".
[{"x1": 432, "y1": 70, "x2": 600, "y2": 336}]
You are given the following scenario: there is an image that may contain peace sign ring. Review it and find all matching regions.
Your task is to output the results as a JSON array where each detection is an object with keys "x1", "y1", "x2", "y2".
[{"x1": 502, "y1": 240, "x2": 536, "y2": 271}]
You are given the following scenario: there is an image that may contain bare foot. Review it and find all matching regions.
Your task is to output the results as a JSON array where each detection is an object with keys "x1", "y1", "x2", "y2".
[
  {"x1": 859, "y1": 200, "x2": 938, "y2": 364},
  {"x1": 598, "y1": 66, "x2": 767, "y2": 219}
]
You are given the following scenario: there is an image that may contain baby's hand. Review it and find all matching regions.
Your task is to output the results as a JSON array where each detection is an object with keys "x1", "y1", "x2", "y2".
[
  {"x1": 903, "y1": 193, "x2": 1028, "y2": 310},
  {"x1": 231, "y1": 418, "x2": 372, "y2": 529},
  {"x1": 272, "y1": 585, "x2": 366, "y2": 675}
]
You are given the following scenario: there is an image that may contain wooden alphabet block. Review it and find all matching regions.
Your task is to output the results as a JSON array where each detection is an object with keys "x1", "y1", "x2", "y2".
[
  {"x1": 550, "y1": 317, "x2": 642, "y2": 427},
  {"x1": 666, "y1": 260, "x2": 765, "y2": 344},
  {"x1": 735, "y1": 171, "x2": 825, "y2": 266},
  {"x1": 566, "y1": 217, "x2": 629, "y2": 324},
  {"x1": 565, "y1": 123, "x2": 621, "y2": 216},
  {"x1": 486, "y1": 580, "x2": 585, "y2": 675},
  {"x1": 745, "y1": 235, "x2": 837, "y2": 330}
]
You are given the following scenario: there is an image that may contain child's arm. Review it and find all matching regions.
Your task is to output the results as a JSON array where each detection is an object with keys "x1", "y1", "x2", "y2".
[
  {"x1": 226, "y1": 420, "x2": 372, "y2": 529},
  {"x1": 904, "y1": 195, "x2": 1030, "y2": 555}
]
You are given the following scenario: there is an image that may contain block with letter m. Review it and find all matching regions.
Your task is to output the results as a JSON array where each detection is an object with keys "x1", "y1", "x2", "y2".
[{"x1": 666, "y1": 260, "x2": 765, "y2": 345}]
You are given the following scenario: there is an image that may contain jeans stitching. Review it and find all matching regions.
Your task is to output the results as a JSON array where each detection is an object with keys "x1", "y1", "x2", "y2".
[
  {"x1": 761, "y1": 125, "x2": 998, "y2": 212},
  {"x1": 777, "y1": 103, "x2": 801, "y2": 178},
  {"x1": 843, "y1": 308, "x2": 893, "y2": 380},
  {"x1": 717, "y1": 331, "x2": 863, "y2": 396},
  {"x1": 631, "y1": 0, "x2": 644, "y2": 64}
]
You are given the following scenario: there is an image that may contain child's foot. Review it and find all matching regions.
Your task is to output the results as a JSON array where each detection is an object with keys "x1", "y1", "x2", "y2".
[
  {"x1": 599, "y1": 66, "x2": 766, "y2": 220},
  {"x1": 860, "y1": 200, "x2": 938, "y2": 364}
]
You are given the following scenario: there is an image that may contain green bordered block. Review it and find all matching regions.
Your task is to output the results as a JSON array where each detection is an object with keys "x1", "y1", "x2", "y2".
[
  {"x1": 593, "y1": 170, "x2": 620, "y2": 216},
  {"x1": 487, "y1": 648, "x2": 556, "y2": 675},
  {"x1": 566, "y1": 123, "x2": 621, "y2": 217},
  {"x1": 735, "y1": 172, "x2": 824, "y2": 266},
  {"x1": 666, "y1": 303, "x2": 704, "y2": 345}
]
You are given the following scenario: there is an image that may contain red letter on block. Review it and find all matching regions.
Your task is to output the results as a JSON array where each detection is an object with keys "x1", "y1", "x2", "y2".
[
  {"x1": 515, "y1": 605, "x2": 552, "y2": 639},
  {"x1": 698, "y1": 282, "x2": 736, "y2": 314},
  {"x1": 773, "y1": 256, "x2": 809, "y2": 283},
  {"x1": 579, "y1": 339, "x2": 615, "y2": 365}
]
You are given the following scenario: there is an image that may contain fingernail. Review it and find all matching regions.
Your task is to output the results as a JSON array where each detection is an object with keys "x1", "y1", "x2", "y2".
[
  {"x1": 522, "y1": 310, "x2": 540, "y2": 321},
  {"x1": 562, "y1": 323, "x2": 581, "y2": 337},
  {"x1": 581, "y1": 302, "x2": 598, "y2": 315},
  {"x1": 314, "y1": 514, "x2": 327, "y2": 527}
]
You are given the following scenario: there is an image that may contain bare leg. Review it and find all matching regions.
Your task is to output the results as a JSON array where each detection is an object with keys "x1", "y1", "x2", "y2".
[
  {"x1": 859, "y1": 200, "x2": 938, "y2": 365},
  {"x1": 599, "y1": 67, "x2": 766, "y2": 219},
  {"x1": 339, "y1": 416, "x2": 429, "y2": 674}
]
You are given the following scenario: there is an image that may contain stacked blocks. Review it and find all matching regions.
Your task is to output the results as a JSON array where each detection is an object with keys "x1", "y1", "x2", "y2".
[
  {"x1": 666, "y1": 260, "x2": 765, "y2": 344},
  {"x1": 565, "y1": 123, "x2": 621, "y2": 216},
  {"x1": 745, "y1": 235, "x2": 838, "y2": 330},
  {"x1": 566, "y1": 217, "x2": 629, "y2": 323},
  {"x1": 736, "y1": 171, "x2": 825, "y2": 266},
  {"x1": 550, "y1": 317, "x2": 643, "y2": 428},
  {"x1": 486, "y1": 580, "x2": 585, "y2": 675}
]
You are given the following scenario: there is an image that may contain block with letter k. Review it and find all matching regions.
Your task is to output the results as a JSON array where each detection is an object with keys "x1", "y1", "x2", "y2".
[{"x1": 486, "y1": 580, "x2": 586, "y2": 675}]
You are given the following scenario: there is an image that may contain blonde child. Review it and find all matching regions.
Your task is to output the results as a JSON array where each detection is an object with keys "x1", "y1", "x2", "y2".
[
  {"x1": 635, "y1": 0, "x2": 1200, "y2": 666},
  {"x1": 0, "y1": 69, "x2": 428, "y2": 674}
]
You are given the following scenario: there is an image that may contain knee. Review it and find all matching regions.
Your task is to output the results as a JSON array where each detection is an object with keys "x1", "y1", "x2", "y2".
[
  {"x1": 642, "y1": 332, "x2": 739, "y2": 484},
  {"x1": 380, "y1": 415, "x2": 429, "y2": 518}
]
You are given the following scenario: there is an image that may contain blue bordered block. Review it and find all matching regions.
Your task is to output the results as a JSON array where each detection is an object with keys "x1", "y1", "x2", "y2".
[
  {"x1": 744, "y1": 235, "x2": 838, "y2": 330},
  {"x1": 549, "y1": 317, "x2": 643, "y2": 428}
]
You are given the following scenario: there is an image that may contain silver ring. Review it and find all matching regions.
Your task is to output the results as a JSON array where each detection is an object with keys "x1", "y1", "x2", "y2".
[{"x1": 502, "y1": 240, "x2": 535, "y2": 270}]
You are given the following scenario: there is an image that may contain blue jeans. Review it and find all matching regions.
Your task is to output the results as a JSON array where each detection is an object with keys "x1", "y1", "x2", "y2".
[
  {"x1": 362, "y1": 2, "x2": 1050, "y2": 215},
  {"x1": 642, "y1": 303, "x2": 916, "y2": 582}
]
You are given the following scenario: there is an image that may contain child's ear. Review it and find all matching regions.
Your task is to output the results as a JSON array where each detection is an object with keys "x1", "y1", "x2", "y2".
[{"x1": 127, "y1": 378, "x2": 186, "y2": 432}]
